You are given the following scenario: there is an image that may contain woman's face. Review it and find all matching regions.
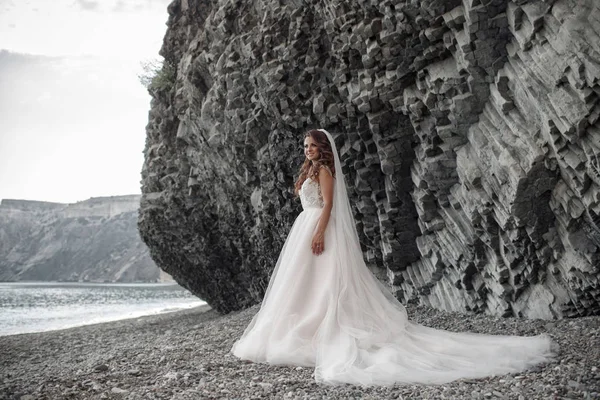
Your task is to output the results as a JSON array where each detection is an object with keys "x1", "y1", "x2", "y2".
[{"x1": 304, "y1": 136, "x2": 320, "y2": 161}]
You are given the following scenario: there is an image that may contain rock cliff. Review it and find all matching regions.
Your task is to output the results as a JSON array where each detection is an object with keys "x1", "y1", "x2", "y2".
[
  {"x1": 140, "y1": 0, "x2": 600, "y2": 318},
  {"x1": 0, "y1": 196, "x2": 168, "y2": 283}
]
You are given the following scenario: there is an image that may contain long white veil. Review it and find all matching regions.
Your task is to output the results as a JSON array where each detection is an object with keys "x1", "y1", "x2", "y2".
[
  {"x1": 311, "y1": 129, "x2": 556, "y2": 386},
  {"x1": 316, "y1": 127, "x2": 409, "y2": 322},
  {"x1": 312, "y1": 129, "x2": 412, "y2": 384}
]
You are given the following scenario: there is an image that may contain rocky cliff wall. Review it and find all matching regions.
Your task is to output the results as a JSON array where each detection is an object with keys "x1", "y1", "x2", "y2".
[
  {"x1": 139, "y1": 0, "x2": 600, "y2": 318},
  {"x1": 0, "y1": 196, "x2": 167, "y2": 283}
]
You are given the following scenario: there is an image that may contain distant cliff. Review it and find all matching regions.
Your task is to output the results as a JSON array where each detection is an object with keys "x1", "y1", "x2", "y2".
[
  {"x1": 0, "y1": 195, "x2": 170, "y2": 283},
  {"x1": 140, "y1": 0, "x2": 600, "y2": 319}
]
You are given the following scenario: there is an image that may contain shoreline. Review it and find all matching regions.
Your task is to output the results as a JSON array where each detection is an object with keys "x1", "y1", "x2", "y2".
[
  {"x1": 0, "y1": 281, "x2": 204, "y2": 337},
  {"x1": 1, "y1": 303, "x2": 598, "y2": 399},
  {"x1": 0, "y1": 302, "x2": 209, "y2": 338},
  {"x1": 0, "y1": 281, "x2": 179, "y2": 285}
]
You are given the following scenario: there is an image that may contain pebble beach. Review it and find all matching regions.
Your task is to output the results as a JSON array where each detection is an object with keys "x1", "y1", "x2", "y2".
[{"x1": 1, "y1": 303, "x2": 598, "y2": 400}]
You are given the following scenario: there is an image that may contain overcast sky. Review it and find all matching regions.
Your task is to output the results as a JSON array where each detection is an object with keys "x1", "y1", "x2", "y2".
[{"x1": 0, "y1": 0, "x2": 172, "y2": 203}]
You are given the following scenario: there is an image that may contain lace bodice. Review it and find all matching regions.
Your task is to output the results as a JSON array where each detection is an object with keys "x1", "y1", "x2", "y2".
[
  {"x1": 300, "y1": 178, "x2": 324, "y2": 209},
  {"x1": 299, "y1": 166, "x2": 334, "y2": 210}
]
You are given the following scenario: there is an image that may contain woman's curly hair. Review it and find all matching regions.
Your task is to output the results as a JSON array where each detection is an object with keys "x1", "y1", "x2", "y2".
[{"x1": 294, "y1": 130, "x2": 336, "y2": 195}]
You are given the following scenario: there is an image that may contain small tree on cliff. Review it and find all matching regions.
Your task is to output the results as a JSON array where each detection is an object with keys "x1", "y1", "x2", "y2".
[{"x1": 138, "y1": 58, "x2": 176, "y2": 94}]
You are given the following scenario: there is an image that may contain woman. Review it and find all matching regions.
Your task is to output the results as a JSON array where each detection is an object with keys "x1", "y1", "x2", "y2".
[{"x1": 231, "y1": 129, "x2": 557, "y2": 387}]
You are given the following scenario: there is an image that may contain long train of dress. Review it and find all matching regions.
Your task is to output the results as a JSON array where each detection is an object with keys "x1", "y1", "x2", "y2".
[{"x1": 231, "y1": 176, "x2": 557, "y2": 386}]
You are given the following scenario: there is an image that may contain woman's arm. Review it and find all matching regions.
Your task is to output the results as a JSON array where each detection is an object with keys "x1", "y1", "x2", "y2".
[{"x1": 311, "y1": 166, "x2": 334, "y2": 255}]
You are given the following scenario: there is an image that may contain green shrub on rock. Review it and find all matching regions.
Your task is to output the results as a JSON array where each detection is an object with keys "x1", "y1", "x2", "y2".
[{"x1": 138, "y1": 58, "x2": 176, "y2": 94}]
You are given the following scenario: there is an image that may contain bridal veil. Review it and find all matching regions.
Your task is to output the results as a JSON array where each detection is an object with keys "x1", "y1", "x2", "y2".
[{"x1": 231, "y1": 128, "x2": 557, "y2": 386}]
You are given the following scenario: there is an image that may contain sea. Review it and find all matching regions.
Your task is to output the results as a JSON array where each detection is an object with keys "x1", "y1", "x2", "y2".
[{"x1": 0, "y1": 282, "x2": 206, "y2": 336}]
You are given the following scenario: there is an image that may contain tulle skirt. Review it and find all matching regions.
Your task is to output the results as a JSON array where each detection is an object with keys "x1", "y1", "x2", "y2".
[{"x1": 231, "y1": 208, "x2": 557, "y2": 386}]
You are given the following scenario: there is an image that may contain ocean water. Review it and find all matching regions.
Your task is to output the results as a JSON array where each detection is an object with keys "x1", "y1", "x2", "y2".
[{"x1": 0, "y1": 282, "x2": 206, "y2": 336}]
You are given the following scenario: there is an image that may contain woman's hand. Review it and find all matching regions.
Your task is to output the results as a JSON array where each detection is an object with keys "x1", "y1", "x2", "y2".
[{"x1": 312, "y1": 231, "x2": 325, "y2": 255}]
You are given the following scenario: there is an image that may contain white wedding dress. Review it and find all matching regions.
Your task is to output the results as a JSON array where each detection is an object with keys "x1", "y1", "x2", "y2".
[{"x1": 231, "y1": 129, "x2": 557, "y2": 387}]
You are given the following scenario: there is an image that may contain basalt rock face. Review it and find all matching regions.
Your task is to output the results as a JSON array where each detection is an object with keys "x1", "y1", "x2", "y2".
[
  {"x1": 140, "y1": 0, "x2": 600, "y2": 318},
  {"x1": 0, "y1": 196, "x2": 168, "y2": 283}
]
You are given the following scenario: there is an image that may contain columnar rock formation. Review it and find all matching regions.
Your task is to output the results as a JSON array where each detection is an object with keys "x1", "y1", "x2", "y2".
[
  {"x1": 139, "y1": 0, "x2": 600, "y2": 319},
  {"x1": 0, "y1": 196, "x2": 166, "y2": 283}
]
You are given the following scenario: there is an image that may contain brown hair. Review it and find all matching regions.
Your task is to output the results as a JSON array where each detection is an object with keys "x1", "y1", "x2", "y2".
[{"x1": 294, "y1": 130, "x2": 336, "y2": 195}]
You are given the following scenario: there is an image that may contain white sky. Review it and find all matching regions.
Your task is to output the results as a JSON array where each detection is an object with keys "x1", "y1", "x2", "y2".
[{"x1": 0, "y1": 0, "x2": 172, "y2": 203}]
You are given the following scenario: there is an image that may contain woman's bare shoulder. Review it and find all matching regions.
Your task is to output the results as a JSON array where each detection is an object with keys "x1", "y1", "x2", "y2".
[{"x1": 319, "y1": 165, "x2": 335, "y2": 178}]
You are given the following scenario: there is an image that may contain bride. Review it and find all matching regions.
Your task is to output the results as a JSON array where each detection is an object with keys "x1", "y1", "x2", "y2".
[{"x1": 231, "y1": 128, "x2": 557, "y2": 386}]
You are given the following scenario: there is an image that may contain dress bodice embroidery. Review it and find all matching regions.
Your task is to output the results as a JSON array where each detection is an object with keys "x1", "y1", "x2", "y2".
[
  {"x1": 300, "y1": 178, "x2": 324, "y2": 209},
  {"x1": 299, "y1": 166, "x2": 334, "y2": 210}
]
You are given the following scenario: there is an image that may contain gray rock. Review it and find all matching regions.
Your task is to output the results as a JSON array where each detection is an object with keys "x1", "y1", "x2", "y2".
[
  {"x1": 140, "y1": 0, "x2": 600, "y2": 319},
  {"x1": 93, "y1": 364, "x2": 109, "y2": 372},
  {"x1": 163, "y1": 371, "x2": 179, "y2": 380},
  {"x1": 127, "y1": 369, "x2": 141, "y2": 376}
]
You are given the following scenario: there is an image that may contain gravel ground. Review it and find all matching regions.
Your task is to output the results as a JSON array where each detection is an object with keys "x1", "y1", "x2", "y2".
[{"x1": 1, "y1": 303, "x2": 598, "y2": 400}]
